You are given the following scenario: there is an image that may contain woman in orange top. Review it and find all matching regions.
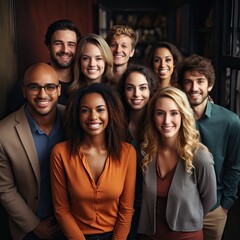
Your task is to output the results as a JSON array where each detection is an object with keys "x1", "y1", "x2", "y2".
[{"x1": 50, "y1": 83, "x2": 137, "y2": 240}]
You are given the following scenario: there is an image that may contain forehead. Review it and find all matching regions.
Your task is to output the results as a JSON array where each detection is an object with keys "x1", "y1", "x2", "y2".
[
  {"x1": 51, "y1": 30, "x2": 77, "y2": 42},
  {"x1": 24, "y1": 67, "x2": 59, "y2": 85},
  {"x1": 111, "y1": 35, "x2": 133, "y2": 44},
  {"x1": 81, "y1": 43, "x2": 101, "y2": 55},
  {"x1": 80, "y1": 93, "x2": 106, "y2": 106},
  {"x1": 183, "y1": 71, "x2": 207, "y2": 80},
  {"x1": 155, "y1": 97, "x2": 178, "y2": 110},
  {"x1": 154, "y1": 47, "x2": 173, "y2": 58},
  {"x1": 125, "y1": 71, "x2": 148, "y2": 85}
]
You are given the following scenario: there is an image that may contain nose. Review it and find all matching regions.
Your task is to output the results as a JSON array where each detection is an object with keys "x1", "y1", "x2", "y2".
[
  {"x1": 134, "y1": 87, "x2": 140, "y2": 97},
  {"x1": 89, "y1": 58, "x2": 96, "y2": 66},
  {"x1": 163, "y1": 113, "x2": 170, "y2": 124},
  {"x1": 191, "y1": 81, "x2": 198, "y2": 91},
  {"x1": 61, "y1": 43, "x2": 68, "y2": 53},
  {"x1": 89, "y1": 110, "x2": 98, "y2": 120},
  {"x1": 37, "y1": 87, "x2": 48, "y2": 97},
  {"x1": 160, "y1": 60, "x2": 166, "y2": 67},
  {"x1": 115, "y1": 44, "x2": 121, "y2": 52}
]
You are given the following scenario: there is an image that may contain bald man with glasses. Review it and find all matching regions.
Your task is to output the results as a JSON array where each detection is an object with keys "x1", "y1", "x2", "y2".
[{"x1": 0, "y1": 63, "x2": 66, "y2": 240}]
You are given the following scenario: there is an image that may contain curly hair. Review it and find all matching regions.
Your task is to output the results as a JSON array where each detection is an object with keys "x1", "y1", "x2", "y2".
[
  {"x1": 140, "y1": 86, "x2": 206, "y2": 173},
  {"x1": 65, "y1": 83, "x2": 128, "y2": 160},
  {"x1": 68, "y1": 34, "x2": 116, "y2": 95},
  {"x1": 106, "y1": 25, "x2": 138, "y2": 49},
  {"x1": 179, "y1": 54, "x2": 215, "y2": 87},
  {"x1": 148, "y1": 41, "x2": 182, "y2": 87}
]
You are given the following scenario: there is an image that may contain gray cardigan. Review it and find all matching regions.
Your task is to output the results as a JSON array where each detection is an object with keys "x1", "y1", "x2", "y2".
[{"x1": 137, "y1": 146, "x2": 217, "y2": 235}]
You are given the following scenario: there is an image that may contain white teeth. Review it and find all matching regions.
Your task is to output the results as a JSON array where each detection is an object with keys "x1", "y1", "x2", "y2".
[
  {"x1": 159, "y1": 69, "x2": 168, "y2": 74},
  {"x1": 88, "y1": 123, "x2": 101, "y2": 129},
  {"x1": 132, "y1": 99, "x2": 142, "y2": 104}
]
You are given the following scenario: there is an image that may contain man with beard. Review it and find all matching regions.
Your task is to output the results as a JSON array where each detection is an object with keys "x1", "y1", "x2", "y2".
[
  {"x1": 5, "y1": 19, "x2": 81, "y2": 115},
  {"x1": 0, "y1": 63, "x2": 66, "y2": 239},
  {"x1": 179, "y1": 54, "x2": 240, "y2": 240}
]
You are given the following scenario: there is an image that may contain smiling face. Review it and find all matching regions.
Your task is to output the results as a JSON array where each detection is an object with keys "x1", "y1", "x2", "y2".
[
  {"x1": 49, "y1": 30, "x2": 77, "y2": 69},
  {"x1": 109, "y1": 35, "x2": 134, "y2": 67},
  {"x1": 153, "y1": 47, "x2": 175, "y2": 85},
  {"x1": 80, "y1": 43, "x2": 105, "y2": 84},
  {"x1": 79, "y1": 93, "x2": 108, "y2": 137},
  {"x1": 124, "y1": 71, "x2": 150, "y2": 111},
  {"x1": 154, "y1": 97, "x2": 181, "y2": 142},
  {"x1": 22, "y1": 63, "x2": 61, "y2": 118},
  {"x1": 182, "y1": 71, "x2": 213, "y2": 113}
]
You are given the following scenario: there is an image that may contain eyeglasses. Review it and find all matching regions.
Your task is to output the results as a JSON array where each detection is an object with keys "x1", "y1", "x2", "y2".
[{"x1": 25, "y1": 83, "x2": 59, "y2": 95}]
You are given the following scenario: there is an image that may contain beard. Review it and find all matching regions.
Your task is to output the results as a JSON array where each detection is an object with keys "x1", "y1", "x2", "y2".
[
  {"x1": 50, "y1": 51, "x2": 74, "y2": 69},
  {"x1": 188, "y1": 92, "x2": 209, "y2": 107}
]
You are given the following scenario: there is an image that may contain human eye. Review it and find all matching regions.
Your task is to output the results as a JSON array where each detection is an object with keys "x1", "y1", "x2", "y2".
[
  {"x1": 96, "y1": 56, "x2": 103, "y2": 61},
  {"x1": 165, "y1": 57, "x2": 172, "y2": 63},
  {"x1": 198, "y1": 78, "x2": 206, "y2": 84},
  {"x1": 171, "y1": 110, "x2": 179, "y2": 116},
  {"x1": 45, "y1": 84, "x2": 57, "y2": 92},
  {"x1": 97, "y1": 107, "x2": 105, "y2": 112},
  {"x1": 126, "y1": 85, "x2": 134, "y2": 91},
  {"x1": 80, "y1": 107, "x2": 89, "y2": 113},
  {"x1": 184, "y1": 80, "x2": 191, "y2": 85},
  {"x1": 28, "y1": 84, "x2": 39, "y2": 91},
  {"x1": 140, "y1": 85, "x2": 148, "y2": 91},
  {"x1": 53, "y1": 41, "x2": 62, "y2": 46},
  {"x1": 68, "y1": 42, "x2": 76, "y2": 48},
  {"x1": 110, "y1": 43, "x2": 117, "y2": 48},
  {"x1": 153, "y1": 58, "x2": 160, "y2": 63},
  {"x1": 156, "y1": 110, "x2": 164, "y2": 116},
  {"x1": 81, "y1": 56, "x2": 89, "y2": 61}
]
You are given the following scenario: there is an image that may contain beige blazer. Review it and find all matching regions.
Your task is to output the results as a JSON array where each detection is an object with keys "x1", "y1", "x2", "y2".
[{"x1": 0, "y1": 104, "x2": 65, "y2": 240}]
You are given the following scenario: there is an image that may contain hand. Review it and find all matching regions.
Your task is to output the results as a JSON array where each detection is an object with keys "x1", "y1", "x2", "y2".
[{"x1": 33, "y1": 217, "x2": 60, "y2": 239}]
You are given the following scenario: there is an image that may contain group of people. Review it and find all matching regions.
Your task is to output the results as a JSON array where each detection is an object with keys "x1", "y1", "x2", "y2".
[{"x1": 0, "y1": 18, "x2": 240, "y2": 240}]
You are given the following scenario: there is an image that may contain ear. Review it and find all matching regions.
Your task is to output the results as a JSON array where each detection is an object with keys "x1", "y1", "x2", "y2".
[
  {"x1": 207, "y1": 84, "x2": 213, "y2": 92},
  {"x1": 130, "y1": 48, "x2": 135, "y2": 57},
  {"x1": 21, "y1": 85, "x2": 27, "y2": 98},
  {"x1": 57, "y1": 84, "x2": 61, "y2": 97}
]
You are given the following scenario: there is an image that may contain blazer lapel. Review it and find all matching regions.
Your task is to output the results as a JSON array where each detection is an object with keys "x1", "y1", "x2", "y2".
[{"x1": 15, "y1": 106, "x2": 40, "y2": 187}]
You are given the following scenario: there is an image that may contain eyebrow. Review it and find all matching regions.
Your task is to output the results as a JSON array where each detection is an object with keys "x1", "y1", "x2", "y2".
[{"x1": 126, "y1": 83, "x2": 148, "y2": 86}]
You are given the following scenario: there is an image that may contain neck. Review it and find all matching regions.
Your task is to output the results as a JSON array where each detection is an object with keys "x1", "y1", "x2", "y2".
[
  {"x1": 28, "y1": 107, "x2": 58, "y2": 135},
  {"x1": 159, "y1": 78, "x2": 171, "y2": 89},
  {"x1": 82, "y1": 134, "x2": 106, "y2": 150},
  {"x1": 191, "y1": 98, "x2": 208, "y2": 120},
  {"x1": 50, "y1": 62, "x2": 73, "y2": 83},
  {"x1": 114, "y1": 64, "x2": 128, "y2": 81}
]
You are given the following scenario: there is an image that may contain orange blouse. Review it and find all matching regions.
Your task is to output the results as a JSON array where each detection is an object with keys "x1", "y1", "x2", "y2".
[{"x1": 50, "y1": 141, "x2": 137, "y2": 240}]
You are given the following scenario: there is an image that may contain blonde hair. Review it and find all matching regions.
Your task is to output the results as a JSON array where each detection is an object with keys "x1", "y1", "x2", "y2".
[
  {"x1": 106, "y1": 25, "x2": 138, "y2": 49},
  {"x1": 141, "y1": 86, "x2": 207, "y2": 173},
  {"x1": 68, "y1": 34, "x2": 116, "y2": 95}
]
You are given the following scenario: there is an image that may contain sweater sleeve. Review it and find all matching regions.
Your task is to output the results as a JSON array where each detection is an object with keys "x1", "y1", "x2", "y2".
[
  {"x1": 113, "y1": 144, "x2": 137, "y2": 239},
  {"x1": 50, "y1": 144, "x2": 85, "y2": 240},
  {"x1": 195, "y1": 146, "x2": 217, "y2": 215}
]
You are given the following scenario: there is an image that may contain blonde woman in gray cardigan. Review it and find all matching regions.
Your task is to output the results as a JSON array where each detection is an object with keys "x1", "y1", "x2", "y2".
[{"x1": 138, "y1": 87, "x2": 216, "y2": 240}]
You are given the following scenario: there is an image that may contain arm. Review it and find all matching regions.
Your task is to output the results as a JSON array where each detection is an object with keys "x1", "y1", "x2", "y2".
[
  {"x1": 112, "y1": 145, "x2": 137, "y2": 239},
  {"x1": 50, "y1": 145, "x2": 85, "y2": 240},
  {"x1": 0, "y1": 140, "x2": 40, "y2": 234},
  {"x1": 222, "y1": 117, "x2": 240, "y2": 210},
  {"x1": 195, "y1": 146, "x2": 217, "y2": 215}
]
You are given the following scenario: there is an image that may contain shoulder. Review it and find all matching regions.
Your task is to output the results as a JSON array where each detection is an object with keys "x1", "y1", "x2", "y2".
[
  {"x1": 121, "y1": 141, "x2": 136, "y2": 153},
  {"x1": 52, "y1": 140, "x2": 69, "y2": 154},
  {"x1": 193, "y1": 144, "x2": 214, "y2": 167},
  {"x1": 0, "y1": 106, "x2": 25, "y2": 130},
  {"x1": 212, "y1": 104, "x2": 239, "y2": 122}
]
